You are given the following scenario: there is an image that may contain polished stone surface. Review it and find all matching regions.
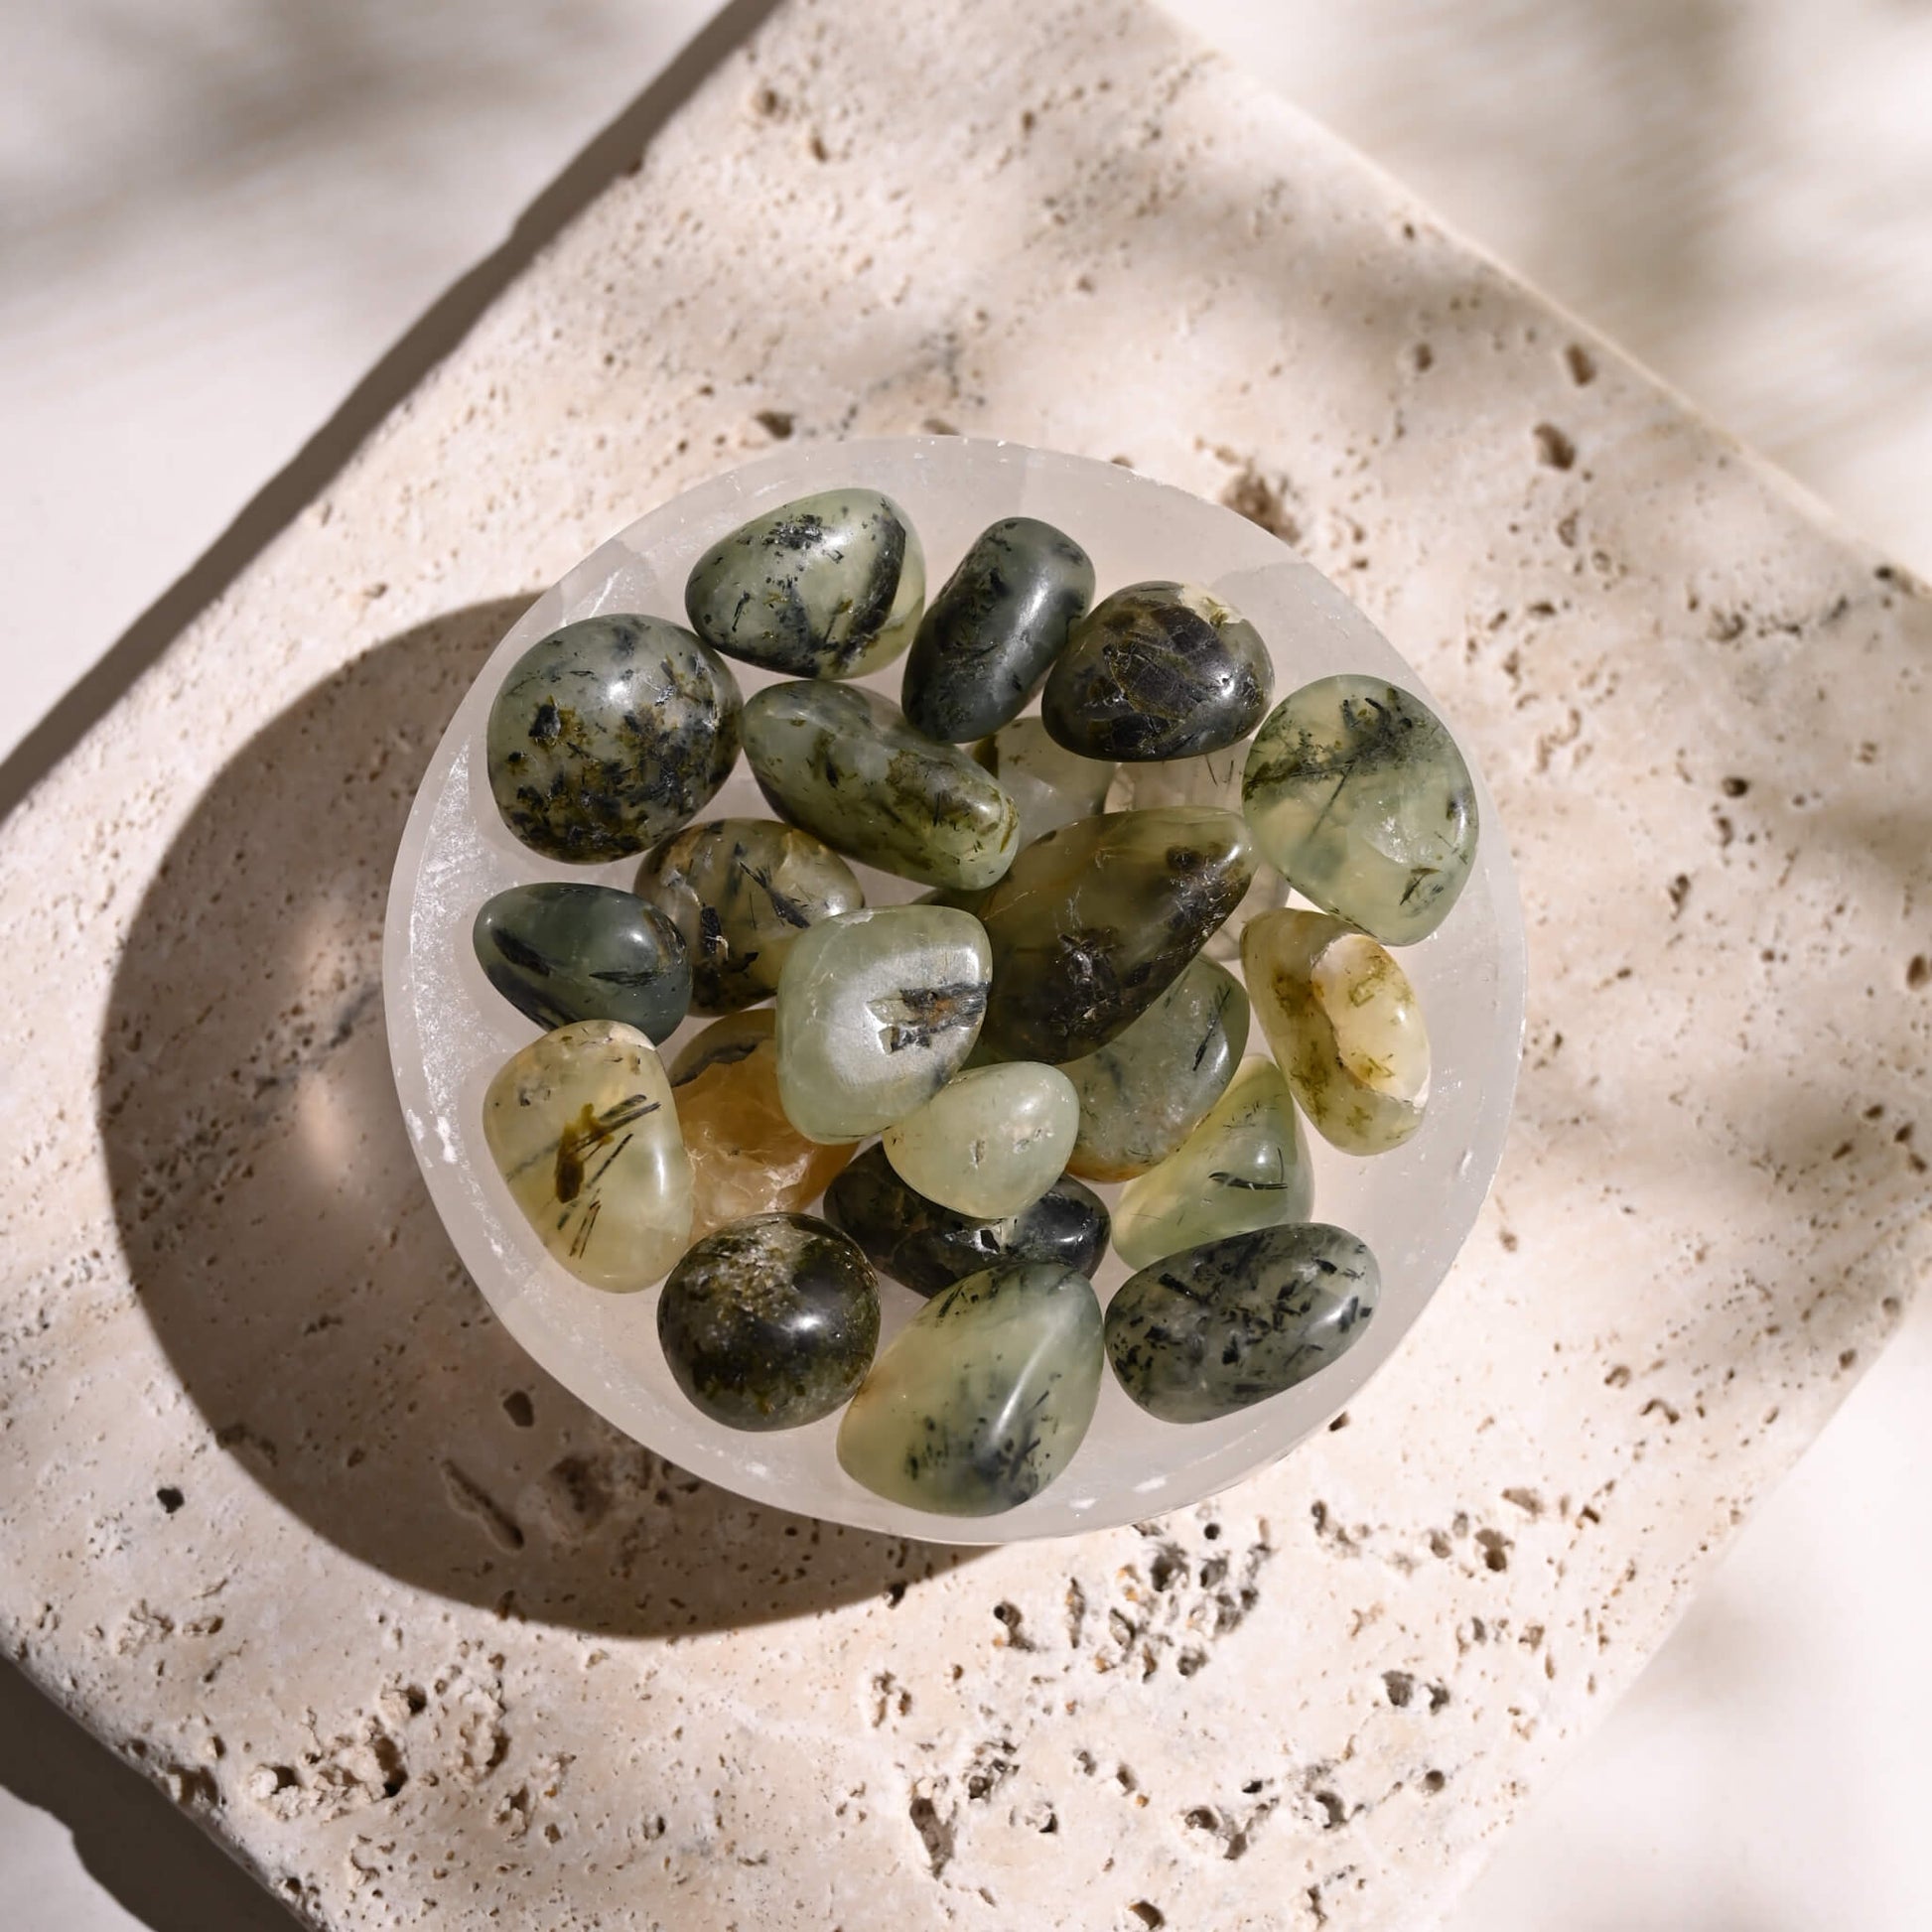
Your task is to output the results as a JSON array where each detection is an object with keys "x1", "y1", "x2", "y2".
[
  {"x1": 975, "y1": 806, "x2": 1256, "y2": 1061},
  {"x1": 774, "y1": 905, "x2": 992, "y2": 1142},
  {"x1": 971, "y1": 716, "x2": 1116, "y2": 848},
  {"x1": 836, "y1": 1260, "x2": 1102, "y2": 1515},
  {"x1": 1105, "y1": 734, "x2": 1289, "y2": 959},
  {"x1": 1243, "y1": 672, "x2": 1478, "y2": 945},
  {"x1": 657, "y1": 1213, "x2": 879, "y2": 1431},
  {"x1": 633, "y1": 816, "x2": 863, "y2": 1013},
  {"x1": 1244, "y1": 907, "x2": 1431, "y2": 1155},
  {"x1": 743, "y1": 680, "x2": 1020, "y2": 890},
  {"x1": 882, "y1": 1060, "x2": 1079, "y2": 1216},
  {"x1": 480, "y1": 1019, "x2": 692, "y2": 1293},
  {"x1": 1105, "y1": 1221, "x2": 1379, "y2": 1423},
  {"x1": 484, "y1": 614, "x2": 742, "y2": 862},
  {"x1": 1061, "y1": 954, "x2": 1248, "y2": 1181},
  {"x1": 821, "y1": 1145, "x2": 1109, "y2": 1297},
  {"x1": 684, "y1": 487, "x2": 924, "y2": 678},
  {"x1": 1111, "y1": 1056, "x2": 1312, "y2": 1268},
  {"x1": 901, "y1": 516, "x2": 1094, "y2": 741},
  {"x1": 1042, "y1": 581, "x2": 1272, "y2": 760},
  {"x1": 473, "y1": 881, "x2": 691, "y2": 1041},
  {"x1": 670, "y1": 1012, "x2": 855, "y2": 1242}
]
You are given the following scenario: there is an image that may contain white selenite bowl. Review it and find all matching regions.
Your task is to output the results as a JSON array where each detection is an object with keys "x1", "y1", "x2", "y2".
[{"x1": 383, "y1": 436, "x2": 1525, "y2": 1544}]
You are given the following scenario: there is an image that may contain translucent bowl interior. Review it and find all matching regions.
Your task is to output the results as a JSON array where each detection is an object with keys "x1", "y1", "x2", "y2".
[{"x1": 383, "y1": 436, "x2": 1525, "y2": 1544}]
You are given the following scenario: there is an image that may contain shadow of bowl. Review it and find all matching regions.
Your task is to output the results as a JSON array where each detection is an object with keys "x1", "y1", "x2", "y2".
[{"x1": 99, "y1": 600, "x2": 976, "y2": 1636}]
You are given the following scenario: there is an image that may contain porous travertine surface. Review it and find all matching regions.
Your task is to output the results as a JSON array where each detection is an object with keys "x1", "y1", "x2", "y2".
[{"x1": 2, "y1": 0, "x2": 1927, "y2": 1924}]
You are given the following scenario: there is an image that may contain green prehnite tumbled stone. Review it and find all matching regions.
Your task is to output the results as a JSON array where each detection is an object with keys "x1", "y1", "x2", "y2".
[
  {"x1": 656, "y1": 1213, "x2": 880, "y2": 1432},
  {"x1": 632, "y1": 816, "x2": 863, "y2": 1014},
  {"x1": 837, "y1": 1260, "x2": 1103, "y2": 1516},
  {"x1": 901, "y1": 517, "x2": 1095, "y2": 741},
  {"x1": 684, "y1": 488, "x2": 924, "y2": 679},
  {"x1": 1105, "y1": 735, "x2": 1289, "y2": 960},
  {"x1": 473, "y1": 882, "x2": 691, "y2": 1042},
  {"x1": 1061, "y1": 955, "x2": 1249, "y2": 1181},
  {"x1": 974, "y1": 806, "x2": 1256, "y2": 1063},
  {"x1": 774, "y1": 905, "x2": 992, "y2": 1143},
  {"x1": 743, "y1": 681, "x2": 1021, "y2": 891},
  {"x1": 1242, "y1": 673, "x2": 1478, "y2": 945},
  {"x1": 1242, "y1": 908, "x2": 1431, "y2": 1155},
  {"x1": 1111, "y1": 1057, "x2": 1312, "y2": 1268},
  {"x1": 822, "y1": 1145, "x2": 1110, "y2": 1298},
  {"x1": 481, "y1": 1020, "x2": 692, "y2": 1293},
  {"x1": 1042, "y1": 581, "x2": 1273, "y2": 761},
  {"x1": 972, "y1": 717, "x2": 1116, "y2": 848},
  {"x1": 1105, "y1": 1222, "x2": 1378, "y2": 1424},
  {"x1": 882, "y1": 1061, "x2": 1080, "y2": 1217},
  {"x1": 484, "y1": 615, "x2": 742, "y2": 863}
]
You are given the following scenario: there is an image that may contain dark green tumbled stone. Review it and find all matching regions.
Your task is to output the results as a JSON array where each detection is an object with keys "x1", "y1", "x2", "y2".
[
  {"x1": 656, "y1": 1213, "x2": 880, "y2": 1431},
  {"x1": 484, "y1": 615, "x2": 742, "y2": 863},
  {"x1": 975, "y1": 806, "x2": 1257, "y2": 1062},
  {"x1": 1104, "y1": 1222, "x2": 1379, "y2": 1424},
  {"x1": 472, "y1": 883, "x2": 691, "y2": 1041},
  {"x1": 821, "y1": 1144, "x2": 1110, "y2": 1298},
  {"x1": 901, "y1": 517, "x2": 1095, "y2": 742},
  {"x1": 684, "y1": 488, "x2": 924, "y2": 679},
  {"x1": 633, "y1": 817, "x2": 864, "y2": 1014},
  {"x1": 1042, "y1": 581, "x2": 1273, "y2": 761}
]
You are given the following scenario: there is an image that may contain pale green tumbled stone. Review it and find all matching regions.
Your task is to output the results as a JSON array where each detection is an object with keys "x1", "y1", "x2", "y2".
[
  {"x1": 743, "y1": 681, "x2": 1021, "y2": 890},
  {"x1": 481, "y1": 1019, "x2": 693, "y2": 1293},
  {"x1": 1062, "y1": 956, "x2": 1249, "y2": 1181},
  {"x1": 836, "y1": 1261, "x2": 1103, "y2": 1516},
  {"x1": 1111, "y1": 1057, "x2": 1312, "y2": 1269},
  {"x1": 1242, "y1": 674, "x2": 1478, "y2": 945},
  {"x1": 774, "y1": 905, "x2": 992, "y2": 1143},
  {"x1": 883, "y1": 1061, "x2": 1079, "y2": 1217},
  {"x1": 972, "y1": 719, "x2": 1116, "y2": 847},
  {"x1": 1243, "y1": 908, "x2": 1431, "y2": 1155}
]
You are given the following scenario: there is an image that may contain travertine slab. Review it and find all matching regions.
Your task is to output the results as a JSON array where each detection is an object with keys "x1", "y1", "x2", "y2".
[{"x1": 1, "y1": 0, "x2": 1927, "y2": 1925}]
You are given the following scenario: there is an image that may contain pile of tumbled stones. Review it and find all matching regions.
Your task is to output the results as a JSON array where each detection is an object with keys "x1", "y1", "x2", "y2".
[{"x1": 473, "y1": 486, "x2": 1478, "y2": 1517}]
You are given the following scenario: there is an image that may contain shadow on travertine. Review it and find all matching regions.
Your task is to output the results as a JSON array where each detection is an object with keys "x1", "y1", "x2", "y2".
[{"x1": 99, "y1": 601, "x2": 979, "y2": 1636}]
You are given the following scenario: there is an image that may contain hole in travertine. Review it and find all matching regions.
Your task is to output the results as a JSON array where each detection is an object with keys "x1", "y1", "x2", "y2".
[
  {"x1": 1564, "y1": 344, "x2": 1597, "y2": 385},
  {"x1": 1127, "y1": 1904, "x2": 1166, "y2": 1930},
  {"x1": 1532, "y1": 423, "x2": 1577, "y2": 470},
  {"x1": 1721, "y1": 775, "x2": 1750, "y2": 797},
  {"x1": 1383, "y1": 1670, "x2": 1415, "y2": 1707},
  {"x1": 1423, "y1": 1769, "x2": 1447, "y2": 1793},
  {"x1": 156, "y1": 1487, "x2": 184, "y2": 1514},
  {"x1": 1907, "y1": 955, "x2": 1930, "y2": 990},
  {"x1": 755, "y1": 410, "x2": 795, "y2": 440},
  {"x1": 500, "y1": 1391, "x2": 534, "y2": 1428},
  {"x1": 1474, "y1": 1528, "x2": 1511, "y2": 1572},
  {"x1": 1201, "y1": 1522, "x2": 1222, "y2": 1541}
]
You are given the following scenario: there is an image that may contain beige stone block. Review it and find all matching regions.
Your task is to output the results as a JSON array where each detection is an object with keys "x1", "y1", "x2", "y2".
[{"x1": 1, "y1": 0, "x2": 1926, "y2": 1924}]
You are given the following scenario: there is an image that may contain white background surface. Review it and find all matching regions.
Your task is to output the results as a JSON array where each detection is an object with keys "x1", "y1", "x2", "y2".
[{"x1": 2, "y1": 1, "x2": 1927, "y2": 1925}]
